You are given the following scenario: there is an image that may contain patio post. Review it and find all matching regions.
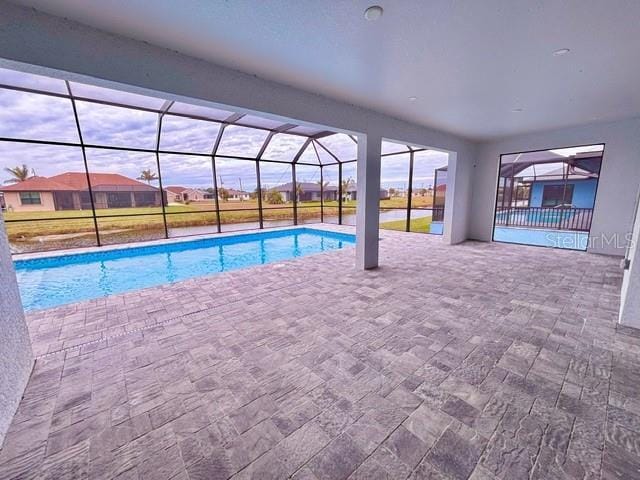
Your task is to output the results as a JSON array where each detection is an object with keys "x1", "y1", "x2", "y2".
[
  {"x1": 355, "y1": 132, "x2": 382, "y2": 270},
  {"x1": 0, "y1": 214, "x2": 33, "y2": 446}
]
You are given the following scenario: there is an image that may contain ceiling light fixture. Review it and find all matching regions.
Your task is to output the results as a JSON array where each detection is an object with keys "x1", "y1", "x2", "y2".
[
  {"x1": 409, "y1": 96, "x2": 418, "y2": 102},
  {"x1": 511, "y1": 108, "x2": 523, "y2": 113},
  {"x1": 553, "y1": 48, "x2": 571, "y2": 56},
  {"x1": 364, "y1": 5, "x2": 384, "y2": 21}
]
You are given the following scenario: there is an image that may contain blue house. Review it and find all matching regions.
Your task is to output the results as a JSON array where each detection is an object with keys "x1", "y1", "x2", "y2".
[
  {"x1": 494, "y1": 151, "x2": 603, "y2": 250},
  {"x1": 526, "y1": 168, "x2": 598, "y2": 209}
]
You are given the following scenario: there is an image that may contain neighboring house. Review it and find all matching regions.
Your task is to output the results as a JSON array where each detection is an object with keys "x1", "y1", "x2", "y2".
[
  {"x1": 165, "y1": 186, "x2": 187, "y2": 203},
  {"x1": 0, "y1": 172, "x2": 161, "y2": 212},
  {"x1": 522, "y1": 167, "x2": 597, "y2": 209},
  {"x1": 164, "y1": 186, "x2": 214, "y2": 203},
  {"x1": 222, "y1": 188, "x2": 251, "y2": 201},
  {"x1": 345, "y1": 184, "x2": 388, "y2": 201},
  {"x1": 274, "y1": 182, "x2": 338, "y2": 202}
]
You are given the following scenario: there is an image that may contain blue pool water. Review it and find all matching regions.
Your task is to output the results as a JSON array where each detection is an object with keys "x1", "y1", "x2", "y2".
[
  {"x1": 495, "y1": 209, "x2": 574, "y2": 225},
  {"x1": 15, "y1": 228, "x2": 355, "y2": 311},
  {"x1": 494, "y1": 226, "x2": 587, "y2": 250}
]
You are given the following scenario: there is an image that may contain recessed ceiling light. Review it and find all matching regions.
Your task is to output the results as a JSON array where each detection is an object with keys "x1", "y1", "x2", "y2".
[
  {"x1": 553, "y1": 48, "x2": 571, "y2": 56},
  {"x1": 409, "y1": 96, "x2": 418, "y2": 102},
  {"x1": 364, "y1": 5, "x2": 384, "y2": 21},
  {"x1": 512, "y1": 108, "x2": 523, "y2": 113}
]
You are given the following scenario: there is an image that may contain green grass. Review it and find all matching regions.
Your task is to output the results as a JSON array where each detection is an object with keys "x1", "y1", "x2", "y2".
[
  {"x1": 3, "y1": 198, "x2": 433, "y2": 244},
  {"x1": 380, "y1": 215, "x2": 432, "y2": 233}
]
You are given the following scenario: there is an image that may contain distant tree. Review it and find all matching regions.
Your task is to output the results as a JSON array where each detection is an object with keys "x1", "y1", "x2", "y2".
[
  {"x1": 249, "y1": 187, "x2": 264, "y2": 200},
  {"x1": 138, "y1": 169, "x2": 158, "y2": 185},
  {"x1": 265, "y1": 188, "x2": 284, "y2": 205},
  {"x1": 218, "y1": 187, "x2": 230, "y2": 202},
  {"x1": 388, "y1": 187, "x2": 397, "y2": 196},
  {"x1": 418, "y1": 188, "x2": 428, "y2": 196},
  {"x1": 316, "y1": 180, "x2": 329, "y2": 189},
  {"x1": 204, "y1": 187, "x2": 216, "y2": 194},
  {"x1": 4, "y1": 164, "x2": 31, "y2": 183},
  {"x1": 341, "y1": 177, "x2": 354, "y2": 201}
]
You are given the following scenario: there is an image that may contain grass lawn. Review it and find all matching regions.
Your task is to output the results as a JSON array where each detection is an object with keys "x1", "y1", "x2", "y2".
[
  {"x1": 380, "y1": 215, "x2": 432, "y2": 233},
  {"x1": 3, "y1": 202, "x2": 331, "y2": 240},
  {"x1": 3, "y1": 197, "x2": 434, "y2": 252}
]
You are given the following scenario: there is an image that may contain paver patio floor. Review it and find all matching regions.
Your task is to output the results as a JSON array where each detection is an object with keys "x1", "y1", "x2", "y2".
[{"x1": 1, "y1": 228, "x2": 639, "y2": 479}]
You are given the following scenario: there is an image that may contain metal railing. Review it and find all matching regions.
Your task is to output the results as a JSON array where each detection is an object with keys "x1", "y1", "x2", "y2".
[
  {"x1": 495, "y1": 207, "x2": 593, "y2": 231},
  {"x1": 432, "y1": 206, "x2": 445, "y2": 222}
]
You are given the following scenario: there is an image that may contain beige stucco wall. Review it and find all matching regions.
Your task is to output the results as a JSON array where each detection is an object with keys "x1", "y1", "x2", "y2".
[{"x1": 2, "y1": 191, "x2": 55, "y2": 212}]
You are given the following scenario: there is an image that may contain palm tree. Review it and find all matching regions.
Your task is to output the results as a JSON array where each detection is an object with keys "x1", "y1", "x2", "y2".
[
  {"x1": 137, "y1": 169, "x2": 158, "y2": 184},
  {"x1": 295, "y1": 182, "x2": 305, "y2": 202},
  {"x1": 4, "y1": 164, "x2": 31, "y2": 184}
]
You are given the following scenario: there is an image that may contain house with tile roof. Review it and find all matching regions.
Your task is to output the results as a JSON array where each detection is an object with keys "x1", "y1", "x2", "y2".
[
  {"x1": 164, "y1": 186, "x2": 215, "y2": 203},
  {"x1": 0, "y1": 172, "x2": 161, "y2": 212}
]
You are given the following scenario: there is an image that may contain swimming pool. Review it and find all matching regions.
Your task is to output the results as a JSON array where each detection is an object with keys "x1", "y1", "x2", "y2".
[{"x1": 14, "y1": 228, "x2": 355, "y2": 311}]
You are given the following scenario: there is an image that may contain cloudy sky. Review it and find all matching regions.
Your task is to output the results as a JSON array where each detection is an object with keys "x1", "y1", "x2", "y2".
[{"x1": 0, "y1": 67, "x2": 448, "y2": 191}]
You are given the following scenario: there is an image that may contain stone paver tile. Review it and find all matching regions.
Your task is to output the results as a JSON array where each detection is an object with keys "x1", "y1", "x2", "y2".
[
  {"x1": 346, "y1": 413, "x2": 395, "y2": 455},
  {"x1": 410, "y1": 458, "x2": 452, "y2": 480},
  {"x1": 273, "y1": 421, "x2": 331, "y2": 475},
  {"x1": 348, "y1": 456, "x2": 391, "y2": 480},
  {"x1": 382, "y1": 425, "x2": 429, "y2": 469},
  {"x1": 314, "y1": 398, "x2": 362, "y2": 438},
  {"x1": 307, "y1": 433, "x2": 367, "y2": 480},
  {"x1": 385, "y1": 385, "x2": 422, "y2": 414},
  {"x1": 0, "y1": 230, "x2": 631, "y2": 479},
  {"x1": 228, "y1": 395, "x2": 277, "y2": 434},
  {"x1": 426, "y1": 427, "x2": 486, "y2": 480},
  {"x1": 184, "y1": 451, "x2": 232, "y2": 480},
  {"x1": 369, "y1": 444, "x2": 413, "y2": 479},
  {"x1": 230, "y1": 451, "x2": 288, "y2": 480},
  {"x1": 228, "y1": 419, "x2": 283, "y2": 471},
  {"x1": 39, "y1": 439, "x2": 90, "y2": 480},
  {"x1": 442, "y1": 396, "x2": 481, "y2": 428},
  {"x1": 402, "y1": 404, "x2": 453, "y2": 446}
]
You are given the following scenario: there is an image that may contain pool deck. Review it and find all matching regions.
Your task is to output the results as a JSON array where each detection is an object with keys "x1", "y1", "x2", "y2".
[{"x1": 1, "y1": 226, "x2": 640, "y2": 479}]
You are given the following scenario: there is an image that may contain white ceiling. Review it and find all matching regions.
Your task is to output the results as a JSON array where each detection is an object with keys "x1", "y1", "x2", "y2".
[{"x1": 11, "y1": 0, "x2": 640, "y2": 141}]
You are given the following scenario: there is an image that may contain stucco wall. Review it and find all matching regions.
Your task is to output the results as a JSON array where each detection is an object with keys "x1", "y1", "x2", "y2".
[
  {"x1": 0, "y1": 214, "x2": 33, "y2": 446},
  {"x1": 471, "y1": 118, "x2": 640, "y2": 256},
  {"x1": 620, "y1": 188, "x2": 640, "y2": 327},
  {"x1": 2, "y1": 191, "x2": 56, "y2": 212}
]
